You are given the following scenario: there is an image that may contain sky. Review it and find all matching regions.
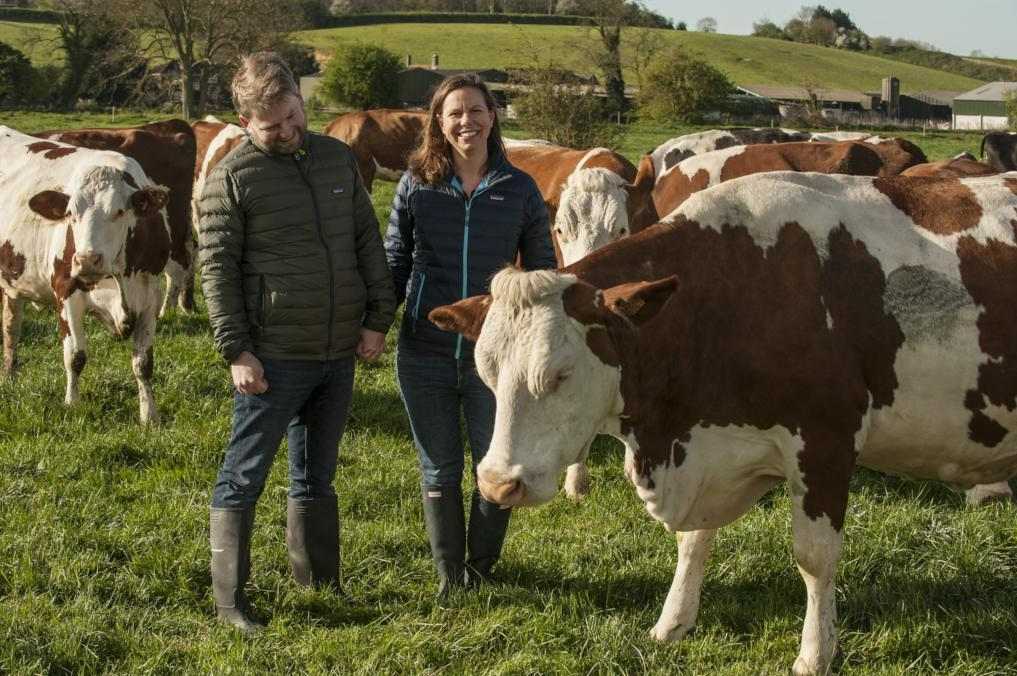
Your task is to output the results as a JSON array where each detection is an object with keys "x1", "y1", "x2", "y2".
[{"x1": 640, "y1": 1, "x2": 1017, "y2": 60}]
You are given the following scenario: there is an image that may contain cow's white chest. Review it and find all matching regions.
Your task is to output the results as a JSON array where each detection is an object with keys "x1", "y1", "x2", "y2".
[{"x1": 620, "y1": 424, "x2": 789, "y2": 532}]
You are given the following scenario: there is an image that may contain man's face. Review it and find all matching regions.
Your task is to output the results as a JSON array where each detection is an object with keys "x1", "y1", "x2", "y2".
[{"x1": 240, "y1": 94, "x2": 307, "y2": 155}]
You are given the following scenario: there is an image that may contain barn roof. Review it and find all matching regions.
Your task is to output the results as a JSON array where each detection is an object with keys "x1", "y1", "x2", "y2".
[
  {"x1": 954, "y1": 81, "x2": 1017, "y2": 102},
  {"x1": 738, "y1": 84, "x2": 871, "y2": 105}
]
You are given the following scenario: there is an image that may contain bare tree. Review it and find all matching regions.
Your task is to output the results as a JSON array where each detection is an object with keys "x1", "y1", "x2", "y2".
[
  {"x1": 109, "y1": 0, "x2": 302, "y2": 119},
  {"x1": 696, "y1": 16, "x2": 717, "y2": 33}
]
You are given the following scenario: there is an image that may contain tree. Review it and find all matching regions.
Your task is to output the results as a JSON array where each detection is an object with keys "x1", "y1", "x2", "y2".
[
  {"x1": 0, "y1": 41, "x2": 34, "y2": 107},
  {"x1": 637, "y1": 46, "x2": 734, "y2": 124},
  {"x1": 318, "y1": 43, "x2": 401, "y2": 109},
  {"x1": 752, "y1": 19, "x2": 786, "y2": 40},
  {"x1": 675, "y1": 21, "x2": 687, "y2": 30},
  {"x1": 510, "y1": 66, "x2": 621, "y2": 148},
  {"x1": 696, "y1": 16, "x2": 717, "y2": 33},
  {"x1": 109, "y1": 0, "x2": 303, "y2": 119},
  {"x1": 1007, "y1": 91, "x2": 1017, "y2": 131},
  {"x1": 580, "y1": 0, "x2": 649, "y2": 117}
]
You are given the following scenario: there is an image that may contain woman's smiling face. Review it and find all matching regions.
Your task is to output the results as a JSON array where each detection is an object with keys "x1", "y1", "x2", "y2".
[{"x1": 438, "y1": 86, "x2": 495, "y2": 159}]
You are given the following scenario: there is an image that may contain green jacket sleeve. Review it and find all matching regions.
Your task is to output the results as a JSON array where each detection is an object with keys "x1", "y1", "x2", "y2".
[
  {"x1": 349, "y1": 156, "x2": 396, "y2": 335},
  {"x1": 198, "y1": 165, "x2": 253, "y2": 363}
]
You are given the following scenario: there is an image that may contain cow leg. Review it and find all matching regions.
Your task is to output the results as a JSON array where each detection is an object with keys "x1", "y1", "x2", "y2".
[
  {"x1": 180, "y1": 237, "x2": 196, "y2": 312},
  {"x1": 563, "y1": 462, "x2": 590, "y2": 501},
  {"x1": 649, "y1": 528, "x2": 717, "y2": 642},
  {"x1": 564, "y1": 437, "x2": 594, "y2": 501},
  {"x1": 965, "y1": 481, "x2": 1014, "y2": 506},
  {"x1": 159, "y1": 266, "x2": 181, "y2": 318},
  {"x1": 61, "y1": 293, "x2": 89, "y2": 407},
  {"x1": 2, "y1": 291, "x2": 24, "y2": 377},
  {"x1": 130, "y1": 302, "x2": 159, "y2": 425},
  {"x1": 790, "y1": 495, "x2": 842, "y2": 676}
]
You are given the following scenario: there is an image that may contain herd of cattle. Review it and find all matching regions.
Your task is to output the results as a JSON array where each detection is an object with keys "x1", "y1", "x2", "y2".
[{"x1": 3, "y1": 110, "x2": 1017, "y2": 674}]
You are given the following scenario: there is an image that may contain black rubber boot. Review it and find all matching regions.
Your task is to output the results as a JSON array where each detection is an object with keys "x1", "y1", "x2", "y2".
[
  {"x1": 421, "y1": 485, "x2": 466, "y2": 598},
  {"x1": 210, "y1": 506, "x2": 263, "y2": 634},
  {"x1": 466, "y1": 489, "x2": 511, "y2": 586},
  {"x1": 286, "y1": 496, "x2": 340, "y2": 590}
]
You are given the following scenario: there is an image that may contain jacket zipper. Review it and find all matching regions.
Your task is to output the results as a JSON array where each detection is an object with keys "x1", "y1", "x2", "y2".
[
  {"x1": 294, "y1": 149, "x2": 335, "y2": 357},
  {"x1": 412, "y1": 272, "x2": 427, "y2": 331},
  {"x1": 453, "y1": 175, "x2": 511, "y2": 359}
]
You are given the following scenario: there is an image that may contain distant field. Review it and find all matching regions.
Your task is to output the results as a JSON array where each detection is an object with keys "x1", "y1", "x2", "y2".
[
  {"x1": 0, "y1": 20, "x2": 61, "y2": 65},
  {"x1": 294, "y1": 24, "x2": 983, "y2": 94}
]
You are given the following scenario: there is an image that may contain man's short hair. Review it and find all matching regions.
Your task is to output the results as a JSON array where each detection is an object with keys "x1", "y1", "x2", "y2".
[{"x1": 231, "y1": 52, "x2": 300, "y2": 118}]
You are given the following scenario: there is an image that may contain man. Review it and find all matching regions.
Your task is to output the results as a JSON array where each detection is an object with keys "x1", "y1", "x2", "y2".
[{"x1": 199, "y1": 52, "x2": 395, "y2": 633}]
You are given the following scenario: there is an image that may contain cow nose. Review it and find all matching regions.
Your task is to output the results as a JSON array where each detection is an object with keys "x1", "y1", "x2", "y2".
[
  {"x1": 73, "y1": 251, "x2": 103, "y2": 275},
  {"x1": 477, "y1": 474, "x2": 525, "y2": 507}
]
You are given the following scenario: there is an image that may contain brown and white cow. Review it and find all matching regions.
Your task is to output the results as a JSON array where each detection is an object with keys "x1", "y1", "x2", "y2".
[
  {"x1": 648, "y1": 127, "x2": 812, "y2": 178},
  {"x1": 635, "y1": 141, "x2": 923, "y2": 229},
  {"x1": 0, "y1": 126, "x2": 170, "y2": 424},
  {"x1": 428, "y1": 170, "x2": 1017, "y2": 675},
  {"x1": 191, "y1": 119, "x2": 246, "y2": 237},
  {"x1": 902, "y1": 156, "x2": 999, "y2": 178},
  {"x1": 322, "y1": 109, "x2": 427, "y2": 193},
  {"x1": 506, "y1": 142, "x2": 638, "y2": 266},
  {"x1": 34, "y1": 120, "x2": 196, "y2": 317}
]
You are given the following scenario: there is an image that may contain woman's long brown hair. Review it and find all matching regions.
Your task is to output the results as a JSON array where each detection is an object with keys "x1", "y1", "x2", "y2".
[{"x1": 408, "y1": 73, "x2": 506, "y2": 186}]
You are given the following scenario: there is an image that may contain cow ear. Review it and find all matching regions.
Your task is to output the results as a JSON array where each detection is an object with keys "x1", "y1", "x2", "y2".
[
  {"x1": 28, "y1": 190, "x2": 70, "y2": 220},
  {"x1": 603, "y1": 276, "x2": 678, "y2": 326},
  {"x1": 130, "y1": 185, "x2": 170, "y2": 217},
  {"x1": 429, "y1": 295, "x2": 492, "y2": 341}
]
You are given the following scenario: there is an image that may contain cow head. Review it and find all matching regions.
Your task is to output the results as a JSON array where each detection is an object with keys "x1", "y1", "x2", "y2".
[
  {"x1": 33, "y1": 164, "x2": 169, "y2": 283},
  {"x1": 555, "y1": 168, "x2": 631, "y2": 266},
  {"x1": 429, "y1": 267, "x2": 677, "y2": 507}
]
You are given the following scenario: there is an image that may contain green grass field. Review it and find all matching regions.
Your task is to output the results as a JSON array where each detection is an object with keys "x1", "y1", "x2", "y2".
[
  {"x1": 293, "y1": 24, "x2": 983, "y2": 95},
  {"x1": 0, "y1": 20, "x2": 61, "y2": 66},
  {"x1": 1, "y1": 112, "x2": 1015, "y2": 674}
]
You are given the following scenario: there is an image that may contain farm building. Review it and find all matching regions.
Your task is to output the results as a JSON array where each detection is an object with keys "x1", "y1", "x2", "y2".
[
  {"x1": 952, "y1": 82, "x2": 1017, "y2": 130},
  {"x1": 737, "y1": 84, "x2": 879, "y2": 117}
]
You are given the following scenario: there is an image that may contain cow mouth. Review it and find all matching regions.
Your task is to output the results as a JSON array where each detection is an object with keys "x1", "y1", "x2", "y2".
[{"x1": 477, "y1": 475, "x2": 527, "y2": 507}]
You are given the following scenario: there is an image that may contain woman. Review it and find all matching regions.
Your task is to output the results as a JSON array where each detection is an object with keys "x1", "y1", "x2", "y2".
[{"x1": 385, "y1": 74, "x2": 556, "y2": 596}]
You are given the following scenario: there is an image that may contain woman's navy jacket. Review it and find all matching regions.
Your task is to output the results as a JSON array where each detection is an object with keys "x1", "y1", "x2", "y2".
[{"x1": 384, "y1": 152, "x2": 556, "y2": 359}]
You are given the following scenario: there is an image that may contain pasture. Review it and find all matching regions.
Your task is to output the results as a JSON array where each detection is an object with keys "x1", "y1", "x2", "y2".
[
  {"x1": 1, "y1": 111, "x2": 1016, "y2": 675},
  {"x1": 293, "y1": 24, "x2": 982, "y2": 94}
]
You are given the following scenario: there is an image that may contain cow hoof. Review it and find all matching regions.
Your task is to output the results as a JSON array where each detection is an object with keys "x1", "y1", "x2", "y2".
[
  {"x1": 965, "y1": 482, "x2": 1014, "y2": 506},
  {"x1": 141, "y1": 410, "x2": 161, "y2": 426},
  {"x1": 649, "y1": 622, "x2": 691, "y2": 642},
  {"x1": 792, "y1": 656, "x2": 831, "y2": 676}
]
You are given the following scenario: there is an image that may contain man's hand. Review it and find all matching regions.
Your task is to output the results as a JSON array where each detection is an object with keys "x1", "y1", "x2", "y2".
[
  {"x1": 231, "y1": 351, "x2": 269, "y2": 394},
  {"x1": 356, "y1": 328, "x2": 386, "y2": 362}
]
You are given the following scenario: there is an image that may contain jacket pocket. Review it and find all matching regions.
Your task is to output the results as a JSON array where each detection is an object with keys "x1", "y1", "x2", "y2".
[{"x1": 411, "y1": 271, "x2": 427, "y2": 332}]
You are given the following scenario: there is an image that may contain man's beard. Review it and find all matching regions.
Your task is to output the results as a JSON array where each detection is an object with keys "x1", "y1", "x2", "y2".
[{"x1": 266, "y1": 125, "x2": 305, "y2": 155}]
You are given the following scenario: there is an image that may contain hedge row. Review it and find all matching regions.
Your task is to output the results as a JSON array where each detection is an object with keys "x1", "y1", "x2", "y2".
[
  {"x1": 0, "y1": 7, "x2": 60, "y2": 23},
  {"x1": 318, "y1": 12, "x2": 593, "y2": 28}
]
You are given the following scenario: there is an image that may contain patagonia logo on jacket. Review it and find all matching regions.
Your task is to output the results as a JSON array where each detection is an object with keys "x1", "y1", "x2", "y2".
[
  {"x1": 332, "y1": 186, "x2": 345, "y2": 194},
  {"x1": 489, "y1": 194, "x2": 505, "y2": 201}
]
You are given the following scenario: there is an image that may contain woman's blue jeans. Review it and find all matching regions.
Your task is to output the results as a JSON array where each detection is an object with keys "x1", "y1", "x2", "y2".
[
  {"x1": 211, "y1": 356, "x2": 355, "y2": 509},
  {"x1": 395, "y1": 342, "x2": 496, "y2": 488}
]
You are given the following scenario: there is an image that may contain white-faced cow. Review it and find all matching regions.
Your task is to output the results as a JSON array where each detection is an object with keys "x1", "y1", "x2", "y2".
[
  {"x1": 0, "y1": 126, "x2": 170, "y2": 424},
  {"x1": 648, "y1": 128, "x2": 812, "y2": 178},
  {"x1": 506, "y1": 142, "x2": 638, "y2": 266},
  {"x1": 980, "y1": 131, "x2": 1017, "y2": 172},
  {"x1": 429, "y1": 170, "x2": 1017, "y2": 675},
  {"x1": 34, "y1": 120, "x2": 197, "y2": 316},
  {"x1": 322, "y1": 109, "x2": 428, "y2": 193}
]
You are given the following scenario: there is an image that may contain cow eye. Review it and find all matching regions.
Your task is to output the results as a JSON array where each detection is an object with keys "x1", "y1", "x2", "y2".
[{"x1": 618, "y1": 227, "x2": 628, "y2": 236}]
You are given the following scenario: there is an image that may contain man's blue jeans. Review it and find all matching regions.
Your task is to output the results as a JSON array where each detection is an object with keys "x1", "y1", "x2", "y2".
[
  {"x1": 395, "y1": 342, "x2": 496, "y2": 487},
  {"x1": 211, "y1": 356, "x2": 355, "y2": 509}
]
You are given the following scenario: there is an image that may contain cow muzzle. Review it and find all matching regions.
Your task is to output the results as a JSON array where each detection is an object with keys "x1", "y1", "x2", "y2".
[
  {"x1": 477, "y1": 472, "x2": 526, "y2": 508},
  {"x1": 71, "y1": 251, "x2": 105, "y2": 282}
]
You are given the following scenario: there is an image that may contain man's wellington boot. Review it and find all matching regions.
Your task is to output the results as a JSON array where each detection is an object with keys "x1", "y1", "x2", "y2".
[
  {"x1": 466, "y1": 488, "x2": 511, "y2": 586},
  {"x1": 421, "y1": 485, "x2": 466, "y2": 598},
  {"x1": 210, "y1": 506, "x2": 263, "y2": 634},
  {"x1": 286, "y1": 496, "x2": 341, "y2": 590}
]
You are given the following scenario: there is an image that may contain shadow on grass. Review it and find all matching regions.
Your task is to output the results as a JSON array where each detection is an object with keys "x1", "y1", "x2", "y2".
[
  {"x1": 156, "y1": 310, "x2": 212, "y2": 337},
  {"x1": 347, "y1": 388, "x2": 411, "y2": 439}
]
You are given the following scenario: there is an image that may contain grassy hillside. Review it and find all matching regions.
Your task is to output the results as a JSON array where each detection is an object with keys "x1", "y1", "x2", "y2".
[
  {"x1": 0, "y1": 20, "x2": 60, "y2": 66},
  {"x1": 294, "y1": 24, "x2": 983, "y2": 94}
]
